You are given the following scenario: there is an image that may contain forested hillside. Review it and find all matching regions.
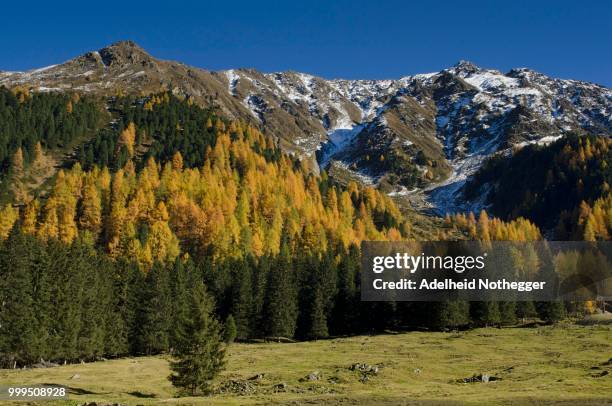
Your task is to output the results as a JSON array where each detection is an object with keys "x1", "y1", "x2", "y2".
[
  {"x1": 464, "y1": 134, "x2": 612, "y2": 235},
  {"x1": 0, "y1": 87, "x2": 598, "y2": 371},
  {"x1": 0, "y1": 87, "x2": 102, "y2": 174},
  {"x1": 75, "y1": 93, "x2": 224, "y2": 171}
]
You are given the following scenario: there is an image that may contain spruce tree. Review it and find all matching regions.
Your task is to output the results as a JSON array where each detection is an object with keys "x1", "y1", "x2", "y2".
[
  {"x1": 168, "y1": 281, "x2": 225, "y2": 396},
  {"x1": 537, "y1": 301, "x2": 566, "y2": 323},
  {"x1": 76, "y1": 243, "x2": 107, "y2": 360},
  {"x1": 229, "y1": 259, "x2": 253, "y2": 340},
  {"x1": 498, "y1": 301, "x2": 517, "y2": 325},
  {"x1": 307, "y1": 287, "x2": 329, "y2": 339},
  {"x1": 431, "y1": 300, "x2": 470, "y2": 330},
  {"x1": 263, "y1": 242, "x2": 298, "y2": 338},
  {"x1": 138, "y1": 262, "x2": 172, "y2": 354},
  {"x1": 516, "y1": 301, "x2": 538, "y2": 322},
  {"x1": 251, "y1": 255, "x2": 270, "y2": 337},
  {"x1": 102, "y1": 256, "x2": 130, "y2": 357},
  {"x1": 470, "y1": 302, "x2": 501, "y2": 327},
  {"x1": 48, "y1": 239, "x2": 83, "y2": 362},
  {"x1": 330, "y1": 244, "x2": 359, "y2": 335},
  {"x1": 169, "y1": 258, "x2": 191, "y2": 352}
]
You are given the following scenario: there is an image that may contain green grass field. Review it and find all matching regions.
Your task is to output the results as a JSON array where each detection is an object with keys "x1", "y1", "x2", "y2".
[{"x1": 1, "y1": 324, "x2": 611, "y2": 405}]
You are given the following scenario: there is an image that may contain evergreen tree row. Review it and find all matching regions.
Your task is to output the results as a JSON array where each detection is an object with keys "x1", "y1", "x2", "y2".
[
  {"x1": 1, "y1": 225, "x2": 573, "y2": 370},
  {"x1": 0, "y1": 228, "x2": 218, "y2": 368}
]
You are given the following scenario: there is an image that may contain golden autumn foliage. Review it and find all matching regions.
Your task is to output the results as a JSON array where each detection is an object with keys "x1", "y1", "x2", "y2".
[
  {"x1": 577, "y1": 193, "x2": 612, "y2": 241},
  {"x1": 448, "y1": 210, "x2": 541, "y2": 242},
  {"x1": 11, "y1": 147, "x2": 24, "y2": 174},
  {"x1": 18, "y1": 123, "x2": 406, "y2": 269},
  {"x1": 117, "y1": 122, "x2": 137, "y2": 157},
  {"x1": 0, "y1": 205, "x2": 19, "y2": 239}
]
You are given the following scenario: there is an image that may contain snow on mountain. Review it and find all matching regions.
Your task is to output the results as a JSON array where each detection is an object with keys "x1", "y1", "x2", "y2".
[{"x1": 2, "y1": 42, "x2": 611, "y2": 214}]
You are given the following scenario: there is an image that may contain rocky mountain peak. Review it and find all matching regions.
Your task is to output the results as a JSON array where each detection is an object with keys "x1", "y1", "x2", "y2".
[
  {"x1": 97, "y1": 40, "x2": 154, "y2": 68},
  {"x1": 449, "y1": 60, "x2": 482, "y2": 76}
]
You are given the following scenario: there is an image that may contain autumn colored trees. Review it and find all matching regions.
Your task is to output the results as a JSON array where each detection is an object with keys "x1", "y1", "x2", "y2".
[{"x1": 9, "y1": 119, "x2": 406, "y2": 269}]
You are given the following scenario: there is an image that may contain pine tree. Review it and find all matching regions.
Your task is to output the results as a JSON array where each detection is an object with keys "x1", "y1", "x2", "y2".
[
  {"x1": 168, "y1": 280, "x2": 225, "y2": 396},
  {"x1": 223, "y1": 315, "x2": 237, "y2": 344}
]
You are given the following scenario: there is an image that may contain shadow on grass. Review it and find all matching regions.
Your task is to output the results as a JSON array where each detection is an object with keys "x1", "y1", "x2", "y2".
[
  {"x1": 127, "y1": 391, "x2": 157, "y2": 398},
  {"x1": 42, "y1": 383, "x2": 98, "y2": 395}
]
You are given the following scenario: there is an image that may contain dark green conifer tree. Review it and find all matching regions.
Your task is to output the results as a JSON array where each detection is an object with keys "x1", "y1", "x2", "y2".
[
  {"x1": 431, "y1": 300, "x2": 470, "y2": 330},
  {"x1": 169, "y1": 281, "x2": 225, "y2": 396},
  {"x1": 330, "y1": 244, "x2": 359, "y2": 335},
  {"x1": 138, "y1": 262, "x2": 172, "y2": 354},
  {"x1": 229, "y1": 259, "x2": 253, "y2": 340},
  {"x1": 0, "y1": 229, "x2": 38, "y2": 367},
  {"x1": 223, "y1": 314, "x2": 237, "y2": 344},
  {"x1": 263, "y1": 242, "x2": 298, "y2": 338},
  {"x1": 470, "y1": 302, "x2": 501, "y2": 327}
]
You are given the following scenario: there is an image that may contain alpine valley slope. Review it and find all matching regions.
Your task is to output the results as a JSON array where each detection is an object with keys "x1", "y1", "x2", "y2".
[{"x1": 2, "y1": 41, "x2": 610, "y2": 214}]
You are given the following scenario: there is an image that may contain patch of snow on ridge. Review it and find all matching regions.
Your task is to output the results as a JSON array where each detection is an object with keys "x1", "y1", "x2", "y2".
[
  {"x1": 463, "y1": 71, "x2": 519, "y2": 91},
  {"x1": 388, "y1": 186, "x2": 418, "y2": 197},
  {"x1": 319, "y1": 124, "x2": 364, "y2": 167},
  {"x1": 225, "y1": 70, "x2": 239, "y2": 95},
  {"x1": 332, "y1": 160, "x2": 378, "y2": 186},
  {"x1": 30, "y1": 64, "x2": 58, "y2": 74},
  {"x1": 515, "y1": 135, "x2": 564, "y2": 149},
  {"x1": 244, "y1": 94, "x2": 265, "y2": 122}
]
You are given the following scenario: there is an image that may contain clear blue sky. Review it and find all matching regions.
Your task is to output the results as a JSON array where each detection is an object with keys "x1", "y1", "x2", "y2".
[{"x1": 1, "y1": 1, "x2": 610, "y2": 86}]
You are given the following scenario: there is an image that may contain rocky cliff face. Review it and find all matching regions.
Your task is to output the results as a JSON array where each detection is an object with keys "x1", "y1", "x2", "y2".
[{"x1": 2, "y1": 41, "x2": 610, "y2": 213}]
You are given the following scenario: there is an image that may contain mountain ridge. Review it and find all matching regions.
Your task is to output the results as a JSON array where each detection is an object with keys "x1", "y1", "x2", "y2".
[{"x1": 1, "y1": 40, "x2": 610, "y2": 214}]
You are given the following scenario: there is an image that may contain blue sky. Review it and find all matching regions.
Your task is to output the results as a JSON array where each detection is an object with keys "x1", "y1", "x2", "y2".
[{"x1": 1, "y1": 1, "x2": 610, "y2": 86}]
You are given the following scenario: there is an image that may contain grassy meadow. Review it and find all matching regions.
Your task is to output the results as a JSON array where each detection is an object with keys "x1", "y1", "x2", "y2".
[{"x1": 1, "y1": 323, "x2": 611, "y2": 405}]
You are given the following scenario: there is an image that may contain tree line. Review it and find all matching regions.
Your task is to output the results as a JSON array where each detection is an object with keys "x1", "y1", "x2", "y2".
[{"x1": 1, "y1": 222, "x2": 578, "y2": 370}]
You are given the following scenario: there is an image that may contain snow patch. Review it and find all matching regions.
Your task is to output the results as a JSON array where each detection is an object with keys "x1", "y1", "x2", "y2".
[{"x1": 225, "y1": 69, "x2": 239, "y2": 95}]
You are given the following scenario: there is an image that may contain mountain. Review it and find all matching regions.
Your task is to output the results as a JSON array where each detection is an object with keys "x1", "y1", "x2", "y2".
[{"x1": 2, "y1": 41, "x2": 611, "y2": 214}]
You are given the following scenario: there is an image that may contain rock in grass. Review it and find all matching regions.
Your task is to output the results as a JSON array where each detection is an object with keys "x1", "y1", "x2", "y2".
[
  {"x1": 458, "y1": 373, "x2": 500, "y2": 383},
  {"x1": 272, "y1": 382, "x2": 287, "y2": 392}
]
